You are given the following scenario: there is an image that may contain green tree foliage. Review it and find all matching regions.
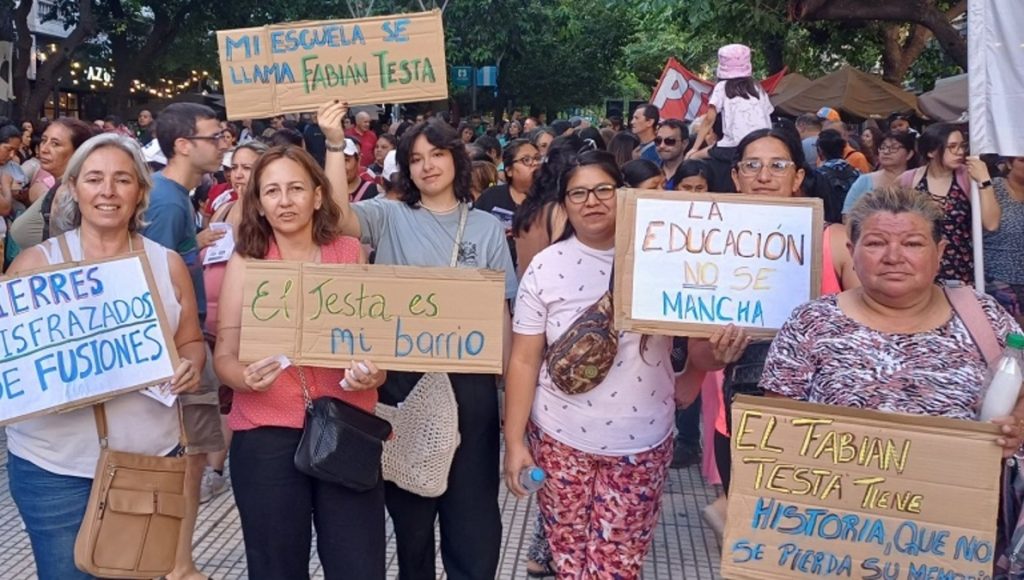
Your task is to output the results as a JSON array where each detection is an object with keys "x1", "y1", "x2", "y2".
[{"x1": 10, "y1": 0, "x2": 967, "y2": 120}]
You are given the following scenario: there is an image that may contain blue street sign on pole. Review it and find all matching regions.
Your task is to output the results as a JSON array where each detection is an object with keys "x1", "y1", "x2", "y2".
[
  {"x1": 453, "y1": 66, "x2": 473, "y2": 88},
  {"x1": 476, "y1": 66, "x2": 498, "y2": 88}
]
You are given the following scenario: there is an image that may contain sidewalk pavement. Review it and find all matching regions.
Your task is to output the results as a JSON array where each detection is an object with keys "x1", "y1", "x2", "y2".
[{"x1": 0, "y1": 432, "x2": 723, "y2": 579}]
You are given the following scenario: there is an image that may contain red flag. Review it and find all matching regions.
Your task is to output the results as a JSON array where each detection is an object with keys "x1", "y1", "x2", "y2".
[
  {"x1": 650, "y1": 58, "x2": 713, "y2": 122},
  {"x1": 650, "y1": 59, "x2": 790, "y2": 120},
  {"x1": 761, "y1": 66, "x2": 789, "y2": 95}
]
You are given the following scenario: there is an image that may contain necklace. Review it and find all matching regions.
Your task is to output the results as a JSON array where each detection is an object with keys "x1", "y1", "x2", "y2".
[
  {"x1": 424, "y1": 203, "x2": 463, "y2": 249},
  {"x1": 421, "y1": 201, "x2": 460, "y2": 214}
]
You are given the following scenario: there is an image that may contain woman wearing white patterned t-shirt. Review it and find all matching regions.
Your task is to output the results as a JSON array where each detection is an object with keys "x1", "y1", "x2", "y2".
[{"x1": 503, "y1": 150, "x2": 745, "y2": 578}]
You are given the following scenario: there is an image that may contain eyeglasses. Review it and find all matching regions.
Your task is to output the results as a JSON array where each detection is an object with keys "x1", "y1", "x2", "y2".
[
  {"x1": 512, "y1": 155, "x2": 542, "y2": 167},
  {"x1": 736, "y1": 158, "x2": 796, "y2": 176},
  {"x1": 187, "y1": 131, "x2": 229, "y2": 143},
  {"x1": 566, "y1": 184, "x2": 616, "y2": 204},
  {"x1": 946, "y1": 142, "x2": 968, "y2": 153},
  {"x1": 654, "y1": 137, "x2": 680, "y2": 146},
  {"x1": 878, "y1": 144, "x2": 905, "y2": 153}
]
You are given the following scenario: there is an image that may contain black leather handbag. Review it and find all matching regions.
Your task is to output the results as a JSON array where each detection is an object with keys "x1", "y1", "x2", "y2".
[
  {"x1": 722, "y1": 340, "x2": 772, "y2": 433},
  {"x1": 293, "y1": 368, "x2": 392, "y2": 491}
]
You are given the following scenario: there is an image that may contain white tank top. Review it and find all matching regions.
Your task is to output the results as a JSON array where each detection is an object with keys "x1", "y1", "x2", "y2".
[{"x1": 6, "y1": 230, "x2": 182, "y2": 477}]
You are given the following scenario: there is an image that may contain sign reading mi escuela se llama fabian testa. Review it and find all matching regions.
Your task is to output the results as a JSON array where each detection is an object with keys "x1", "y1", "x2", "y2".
[{"x1": 217, "y1": 10, "x2": 448, "y2": 119}]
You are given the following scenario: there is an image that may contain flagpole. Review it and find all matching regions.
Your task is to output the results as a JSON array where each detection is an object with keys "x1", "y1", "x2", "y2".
[{"x1": 971, "y1": 180, "x2": 985, "y2": 290}]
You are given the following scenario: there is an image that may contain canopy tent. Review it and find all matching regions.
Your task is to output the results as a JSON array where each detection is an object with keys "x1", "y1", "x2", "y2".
[
  {"x1": 920, "y1": 74, "x2": 967, "y2": 122},
  {"x1": 769, "y1": 73, "x2": 812, "y2": 106},
  {"x1": 773, "y1": 65, "x2": 921, "y2": 119}
]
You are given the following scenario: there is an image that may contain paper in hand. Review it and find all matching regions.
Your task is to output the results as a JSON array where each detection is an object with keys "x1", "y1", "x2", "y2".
[{"x1": 203, "y1": 222, "x2": 235, "y2": 265}]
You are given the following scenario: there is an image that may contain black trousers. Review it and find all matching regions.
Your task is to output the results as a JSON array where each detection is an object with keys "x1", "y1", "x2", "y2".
[
  {"x1": 381, "y1": 373, "x2": 502, "y2": 580},
  {"x1": 675, "y1": 394, "x2": 703, "y2": 451},
  {"x1": 231, "y1": 427, "x2": 386, "y2": 580},
  {"x1": 715, "y1": 430, "x2": 732, "y2": 495}
]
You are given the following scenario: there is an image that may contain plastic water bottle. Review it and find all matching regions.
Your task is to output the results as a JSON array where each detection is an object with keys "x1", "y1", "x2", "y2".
[
  {"x1": 519, "y1": 466, "x2": 546, "y2": 493},
  {"x1": 979, "y1": 333, "x2": 1024, "y2": 421}
]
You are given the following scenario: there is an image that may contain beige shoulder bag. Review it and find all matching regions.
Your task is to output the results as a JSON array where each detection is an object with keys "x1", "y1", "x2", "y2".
[
  {"x1": 55, "y1": 232, "x2": 189, "y2": 578},
  {"x1": 74, "y1": 403, "x2": 188, "y2": 578}
]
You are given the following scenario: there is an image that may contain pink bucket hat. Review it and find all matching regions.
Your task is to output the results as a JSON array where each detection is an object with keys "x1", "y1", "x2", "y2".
[{"x1": 717, "y1": 44, "x2": 752, "y2": 80}]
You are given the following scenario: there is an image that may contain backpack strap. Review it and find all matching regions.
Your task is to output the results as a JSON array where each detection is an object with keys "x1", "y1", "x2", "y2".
[
  {"x1": 897, "y1": 167, "x2": 926, "y2": 190},
  {"x1": 40, "y1": 182, "x2": 61, "y2": 241},
  {"x1": 945, "y1": 286, "x2": 1001, "y2": 367}
]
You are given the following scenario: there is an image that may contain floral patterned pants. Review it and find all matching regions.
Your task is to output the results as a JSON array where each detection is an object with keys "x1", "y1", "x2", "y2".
[{"x1": 528, "y1": 423, "x2": 673, "y2": 579}]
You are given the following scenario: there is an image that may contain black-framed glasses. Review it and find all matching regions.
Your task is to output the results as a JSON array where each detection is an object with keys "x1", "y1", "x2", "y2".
[
  {"x1": 513, "y1": 155, "x2": 543, "y2": 167},
  {"x1": 566, "y1": 184, "x2": 616, "y2": 204},
  {"x1": 654, "y1": 137, "x2": 680, "y2": 146},
  {"x1": 946, "y1": 142, "x2": 968, "y2": 153},
  {"x1": 878, "y1": 144, "x2": 905, "y2": 153},
  {"x1": 737, "y1": 158, "x2": 796, "y2": 177},
  {"x1": 187, "y1": 131, "x2": 228, "y2": 143}
]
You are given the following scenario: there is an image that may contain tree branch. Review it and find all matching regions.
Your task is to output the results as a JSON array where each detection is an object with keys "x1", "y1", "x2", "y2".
[{"x1": 789, "y1": 0, "x2": 966, "y2": 70}]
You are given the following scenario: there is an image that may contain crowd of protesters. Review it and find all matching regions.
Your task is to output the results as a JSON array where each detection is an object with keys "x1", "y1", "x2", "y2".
[{"x1": 1, "y1": 39, "x2": 1023, "y2": 580}]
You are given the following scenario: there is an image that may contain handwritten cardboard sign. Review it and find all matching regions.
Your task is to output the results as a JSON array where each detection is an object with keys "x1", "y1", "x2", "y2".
[
  {"x1": 240, "y1": 261, "x2": 505, "y2": 373},
  {"x1": 217, "y1": 10, "x2": 448, "y2": 119},
  {"x1": 722, "y1": 395, "x2": 1001, "y2": 580},
  {"x1": 0, "y1": 254, "x2": 178, "y2": 426},
  {"x1": 614, "y1": 189, "x2": 824, "y2": 339}
]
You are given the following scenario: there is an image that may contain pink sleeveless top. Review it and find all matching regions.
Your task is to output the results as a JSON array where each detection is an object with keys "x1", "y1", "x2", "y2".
[
  {"x1": 714, "y1": 237, "x2": 844, "y2": 437},
  {"x1": 228, "y1": 235, "x2": 376, "y2": 431},
  {"x1": 820, "y1": 224, "x2": 843, "y2": 296}
]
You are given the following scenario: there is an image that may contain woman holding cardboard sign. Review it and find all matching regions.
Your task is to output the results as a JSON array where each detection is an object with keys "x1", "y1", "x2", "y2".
[
  {"x1": 214, "y1": 145, "x2": 388, "y2": 579},
  {"x1": 686, "y1": 127, "x2": 864, "y2": 539},
  {"x1": 503, "y1": 150, "x2": 748, "y2": 578},
  {"x1": 4, "y1": 133, "x2": 205, "y2": 580},
  {"x1": 319, "y1": 100, "x2": 517, "y2": 580},
  {"x1": 761, "y1": 185, "x2": 1024, "y2": 440}
]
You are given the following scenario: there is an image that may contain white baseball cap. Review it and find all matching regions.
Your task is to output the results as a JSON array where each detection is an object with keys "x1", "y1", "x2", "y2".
[
  {"x1": 344, "y1": 137, "x2": 360, "y2": 156},
  {"x1": 382, "y1": 150, "x2": 399, "y2": 181}
]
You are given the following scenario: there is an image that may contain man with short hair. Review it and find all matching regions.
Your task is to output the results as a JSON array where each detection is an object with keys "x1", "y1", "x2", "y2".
[
  {"x1": 346, "y1": 110, "x2": 378, "y2": 170},
  {"x1": 147, "y1": 102, "x2": 230, "y2": 580},
  {"x1": 812, "y1": 128, "x2": 860, "y2": 223},
  {"x1": 137, "y1": 109, "x2": 155, "y2": 145},
  {"x1": 631, "y1": 104, "x2": 661, "y2": 163},
  {"x1": 823, "y1": 120, "x2": 871, "y2": 173},
  {"x1": 523, "y1": 116, "x2": 538, "y2": 133},
  {"x1": 795, "y1": 113, "x2": 823, "y2": 168},
  {"x1": 475, "y1": 134, "x2": 502, "y2": 167},
  {"x1": 656, "y1": 119, "x2": 689, "y2": 187}
]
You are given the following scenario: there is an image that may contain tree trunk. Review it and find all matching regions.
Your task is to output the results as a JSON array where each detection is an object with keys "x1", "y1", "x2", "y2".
[
  {"x1": 880, "y1": 23, "x2": 931, "y2": 84},
  {"x1": 13, "y1": 0, "x2": 97, "y2": 120},
  {"x1": 789, "y1": 0, "x2": 967, "y2": 69},
  {"x1": 763, "y1": 34, "x2": 787, "y2": 75},
  {"x1": 107, "y1": 2, "x2": 195, "y2": 117}
]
